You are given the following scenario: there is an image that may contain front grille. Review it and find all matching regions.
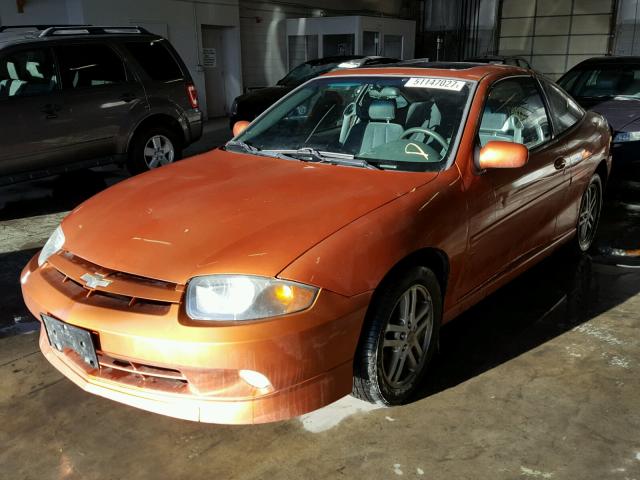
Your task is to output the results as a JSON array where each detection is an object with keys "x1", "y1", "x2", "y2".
[
  {"x1": 97, "y1": 352, "x2": 190, "y2": 394},
  {"x1": 45, "y1": 251, "x2": 184, "y2": 311}
]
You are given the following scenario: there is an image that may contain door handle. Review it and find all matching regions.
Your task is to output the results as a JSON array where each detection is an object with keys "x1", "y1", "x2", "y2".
[
  {"x1": 120, "y1": 92, "x2": 136, "y2": 102},
  {"x1": 554, "y1": 157, "x2": 567, "y2": 170},
  {"x1": 41, "y1": 103, "x2": 61, "y2": 119}
]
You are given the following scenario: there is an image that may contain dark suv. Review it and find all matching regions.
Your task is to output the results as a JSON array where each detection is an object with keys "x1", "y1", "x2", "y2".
[{"x1": 0, "y1": 25, "x2": 203, "y2": 185}]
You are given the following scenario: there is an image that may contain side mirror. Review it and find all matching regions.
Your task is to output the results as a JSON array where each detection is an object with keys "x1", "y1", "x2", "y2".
[
  {"x1": 478, "y1": 141, "x2": 529, "y2": 170},
  {"x1": 232, "y1": 120, "x2": 251, "y2": 137}
]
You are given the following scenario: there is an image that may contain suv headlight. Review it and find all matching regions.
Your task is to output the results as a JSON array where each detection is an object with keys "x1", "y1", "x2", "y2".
[
  {"x1": 613, "y1": 131, "x2": 640, "y2": 143},
  {"x1": 38, "y1": 225, "x2": 65, "y2": 267},
  {"x1": 186, "y1": 275, "x2": 318, "y2": 321}
]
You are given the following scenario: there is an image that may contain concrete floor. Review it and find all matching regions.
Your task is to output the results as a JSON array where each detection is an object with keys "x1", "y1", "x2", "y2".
[{"x1": 1, "y1": 137, "x2": 639, "y2": 479}]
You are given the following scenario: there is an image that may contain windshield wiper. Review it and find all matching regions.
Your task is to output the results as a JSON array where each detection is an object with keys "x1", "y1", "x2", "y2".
[
  {"x1": 264, "y1": 148, "x2": 380, "y2": 170},
  {"x1": 224, "y1": 140, "x2": 260, "y2": 153},
  {"x1": 224, "y1": 141, "x2": 300, "y2": 161}
]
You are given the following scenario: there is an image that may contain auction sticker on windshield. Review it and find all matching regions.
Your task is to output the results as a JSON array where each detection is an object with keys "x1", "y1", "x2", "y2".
[{"x1": 405, "y1": 77, "x2": 466, "y2": 91}]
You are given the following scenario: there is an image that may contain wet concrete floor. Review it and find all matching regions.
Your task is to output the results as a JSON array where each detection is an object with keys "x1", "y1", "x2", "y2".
[{"x1": 0, "y1": 155, "x2": 639, "y2": 479}]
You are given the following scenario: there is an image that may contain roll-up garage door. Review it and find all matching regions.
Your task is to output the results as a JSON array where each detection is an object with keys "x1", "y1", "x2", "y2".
[{"x1": 498, "y1": 0, "x2": 615, "y2": 79}]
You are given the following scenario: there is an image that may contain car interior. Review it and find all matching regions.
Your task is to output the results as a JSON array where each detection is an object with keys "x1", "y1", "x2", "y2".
[
  {"x1": 0, "y1": 51, "x2": 57, "y2": 98},
  {"x1": 337, "y1": 84, "x2": 461, "y2": 164}
]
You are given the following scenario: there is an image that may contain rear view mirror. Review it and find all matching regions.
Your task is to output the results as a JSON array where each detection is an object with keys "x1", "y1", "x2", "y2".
[
  {"x1": 233, "y1": 120, "x2": 251, "y2": 137},
  {"x1": 478, "y1": 141, "x2": 529, "y2": 169}
]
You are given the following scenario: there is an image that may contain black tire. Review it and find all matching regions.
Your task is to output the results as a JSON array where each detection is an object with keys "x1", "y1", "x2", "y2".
[
  {"x1": 570, "y1": 173, "x2": 603, "y2": 254},
  {"x1": 353, "y1": 266, "x2": 442, "y2": 406},
  {"x1": 127, "y1": 125, "x2": 183, "y2": 175}
]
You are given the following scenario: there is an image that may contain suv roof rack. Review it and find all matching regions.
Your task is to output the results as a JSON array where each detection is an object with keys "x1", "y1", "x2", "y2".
[
  {"x1": 39, "y1": 26, "x2": 150, "y2": 37},
  {"x1": 0, "y1": 24, "x2": 91, "y2": 33}
]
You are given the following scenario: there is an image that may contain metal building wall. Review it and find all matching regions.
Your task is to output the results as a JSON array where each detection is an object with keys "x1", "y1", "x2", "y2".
[
  {"x1": 497, "y1": 0, "x2": 615, "y2": 79},
  {"x1": 415, "y1": 0, "x2": 499, "y2": 61}
]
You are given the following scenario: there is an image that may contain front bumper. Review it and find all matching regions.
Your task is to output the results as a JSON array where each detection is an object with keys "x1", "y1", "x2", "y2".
[
  {"x1": 611, "y1": 140, "x2": 640, "y2": 174},
  {"x1": 21, "y1": 255, "x2": 370, "y2": 424}
]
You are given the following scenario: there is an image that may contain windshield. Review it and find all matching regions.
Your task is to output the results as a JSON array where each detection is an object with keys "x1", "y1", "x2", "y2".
[
  {"x1": 559, "y1": 64, "x2": 640, "y2": 99},
  {"x1": 277, "y1": 61, "x2": 344, "y2": 87},
  {"x1": 234, "y1": 76, "x2": 474, "y2": 172}
]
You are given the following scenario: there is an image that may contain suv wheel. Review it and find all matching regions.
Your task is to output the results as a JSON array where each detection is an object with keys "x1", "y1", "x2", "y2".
[
  {"x1": 128, "y1": 126, "x2": 182, "y2": 174},
  {"x1": 352, "y1": 266, "x2": 442, "y2": 406}
]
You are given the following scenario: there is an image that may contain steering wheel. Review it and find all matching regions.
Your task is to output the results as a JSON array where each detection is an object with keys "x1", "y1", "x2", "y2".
[{"x1": 401, "y1": 127, "x2": 449, "y2": 151}]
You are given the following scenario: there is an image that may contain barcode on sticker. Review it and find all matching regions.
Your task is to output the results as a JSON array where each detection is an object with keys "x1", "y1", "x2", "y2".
[{"x1": 405, "y1": 78, "x2": 466, "y2": 91}]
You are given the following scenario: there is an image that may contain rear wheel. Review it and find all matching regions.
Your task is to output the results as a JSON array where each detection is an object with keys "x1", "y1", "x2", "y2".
[
  {"x1": 353, "y1": 266, "x2": 442, "y2": 406},
  {"x1": 127, "y1": 126, "x2": 182, "y2": 174},
  {"x1": 573, "y1": 173, "x2": 603, "y2": 253}
]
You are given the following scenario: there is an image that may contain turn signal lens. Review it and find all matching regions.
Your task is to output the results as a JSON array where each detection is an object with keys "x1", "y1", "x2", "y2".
[{"x1": 274, "y1": 284, "x2": 294, "y2": 303}]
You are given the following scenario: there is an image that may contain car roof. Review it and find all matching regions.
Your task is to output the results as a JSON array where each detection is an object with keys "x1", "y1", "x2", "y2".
[
  {"x1": 303, "y1": 55, "x2": 366, "y2": 66},
  {"x1": 572, "y1": 55, "x2": 640, "y2": 66},
  {"x1": 0, "y1": 26, "x2": 162, "y2": 49},
  {"x1": 323, "y1": 61, "x2": 526, "y2": 82},
  {"x1": 466, "y1": 55, "x2": 525, "y2": 61}
]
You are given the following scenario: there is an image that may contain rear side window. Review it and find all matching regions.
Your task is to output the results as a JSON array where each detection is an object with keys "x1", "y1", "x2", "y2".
[
  {"x1": 479, "y1": 77, "x2": 551, "y2": 150},
  {"x1": 125, "y1": 41, "x2": 183, "y2": 82},
  {"x1": 56, "y1": 44, "x2": 126, "y2": 89},
  {"x1": 542, "y1": 80, "x2": 584, "y2": 134},
  {"x1": 0, "y1": 48, "x2": 57, "y2": 99}
]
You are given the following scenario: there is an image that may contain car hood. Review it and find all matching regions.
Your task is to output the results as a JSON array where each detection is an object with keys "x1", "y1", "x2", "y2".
[
  {"x1": 62, "y1": 150, "x2": 438, "y2": 285},
  {"x1": 575, "y1": 96, "x2": 640, "y2": 131}
]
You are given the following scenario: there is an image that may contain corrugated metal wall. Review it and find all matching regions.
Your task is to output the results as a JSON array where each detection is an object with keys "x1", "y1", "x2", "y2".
[{"x1": 497, "y1": 0, "x2": 615, "y2": 79}]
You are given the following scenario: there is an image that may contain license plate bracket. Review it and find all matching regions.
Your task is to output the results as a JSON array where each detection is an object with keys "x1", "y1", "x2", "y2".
[{"x1": 41, "y1": 314, "x2": 99, "y2": 369}]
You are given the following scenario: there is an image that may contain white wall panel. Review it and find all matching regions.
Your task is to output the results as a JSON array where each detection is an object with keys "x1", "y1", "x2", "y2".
[{"x1": 498, "y1": 0, "x2": 614, "y2": 79}]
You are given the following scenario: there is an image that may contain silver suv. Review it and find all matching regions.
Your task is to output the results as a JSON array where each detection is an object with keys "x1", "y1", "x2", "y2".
[{"x1": 0, "y1": 25, "x2": 203, "y2": 184}]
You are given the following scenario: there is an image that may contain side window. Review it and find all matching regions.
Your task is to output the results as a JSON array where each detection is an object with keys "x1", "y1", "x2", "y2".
[
  {"x1": 479, "y1": 77, "x2": 551, "y2": 150},
  {"x1": 56, "y1": 44, "x2": 127, "y2": 89},
  {"x1": 0, "y1": 48, "x2": 57, "y2": 99},
  {"x1": 542, "y1": 80, "x2": 584, "y2": 134},
  {"x1": 124, "y1": 41, "x2": 184, "y2": 82}
]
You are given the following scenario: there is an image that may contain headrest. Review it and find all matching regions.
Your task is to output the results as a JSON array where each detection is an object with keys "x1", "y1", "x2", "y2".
[
  {"x1": 7, "y1": 62, "x2": 19, "y2": 80},
  {"x1": 380, "y1": 86, "x2": 400, "y2": 98},
  {"x1": 369, "y1": 99, "x2": 396, "y2": 121},
  {"x1": 480, "y1": 112, "x2": 507, "y2": 130}
]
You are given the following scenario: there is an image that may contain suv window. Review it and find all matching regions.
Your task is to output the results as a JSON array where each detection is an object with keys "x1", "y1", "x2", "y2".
[
  {"x1": 125, "y1": 40, "x2": 183, "y2": 82},
  {"x1": 0, "y1": 48, "x2": 57, "y2": 99},
  {"x1": 479, "y1": 77, "x2": 551, "y2": 150},
  {"x1": 56, "y1": 44, "x2": 127, "y2": 89},
  {"x1": 542, "y1": 80, "x2": 584, "y2": 134}
]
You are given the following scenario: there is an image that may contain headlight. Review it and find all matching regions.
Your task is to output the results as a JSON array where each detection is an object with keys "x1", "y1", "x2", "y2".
[
  {"x1": 613, "y1": 131, "x2": 640, "y2": 143},
  {"x1": 38, "y1": 225, "x2": 65, "y2": 267},
  {"x1": 186, "y1": 275, "x2": 318, "y2": 321}
]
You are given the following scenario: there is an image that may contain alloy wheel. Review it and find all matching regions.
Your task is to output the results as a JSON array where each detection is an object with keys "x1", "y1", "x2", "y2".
[
  {"x1": 381, "y1": 284, "x2": 434, "y2": 389},
  {"x1": 143, "y1": 134, "x2": 175, "y2": 169},
  {"x1": 578, "y1": 179, "x2": 602, "y2": 251}
]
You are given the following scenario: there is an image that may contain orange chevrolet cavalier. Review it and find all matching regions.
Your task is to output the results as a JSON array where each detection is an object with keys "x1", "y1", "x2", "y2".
[{"x1": 21, "y1": 63, "x2": 611, "y2": 424}]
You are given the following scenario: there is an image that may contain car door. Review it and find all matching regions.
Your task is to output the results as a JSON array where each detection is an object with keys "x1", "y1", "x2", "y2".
[
  {"x1": 539, "y1": 78, "x2": 591, "y2": 237},
  {"x1": 0, "y1": 46, "x2": 70, "y2": 176},
  {"x1": 54, "y1": 42, "x2": 145, "y2": 160},
  {"x1": 463, "y1": 75, "x2": 568, "y2": 294}
]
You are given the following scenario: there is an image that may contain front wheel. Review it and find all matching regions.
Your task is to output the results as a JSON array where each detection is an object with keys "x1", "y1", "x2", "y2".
[
  {"x1": 127, "y1": 126, "x2": 182, "y2": 174},
  {"x1": 352, "y1": 266, "x2": 442, "y2": 406},
  {"x1": 573, "y1": 173, "x2": 603, "y2": 253}
]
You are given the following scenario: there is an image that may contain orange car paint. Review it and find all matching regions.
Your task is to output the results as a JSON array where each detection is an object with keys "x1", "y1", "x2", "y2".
[{"x1": 21, "y1": 65, "x2": 612, "y2": 424}]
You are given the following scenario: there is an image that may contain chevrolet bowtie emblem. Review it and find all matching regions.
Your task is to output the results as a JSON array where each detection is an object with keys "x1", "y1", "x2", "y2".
[{"x1": 80, "y1": 273, "x2": 112, "y2": 289}]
